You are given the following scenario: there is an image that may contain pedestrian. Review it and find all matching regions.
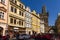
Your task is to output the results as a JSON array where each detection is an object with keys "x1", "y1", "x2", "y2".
[
  {"x1": 16, "y1": 32, "x2": 19, "y2": 40},
  {"x1": 9, "y1": 31, "x2": 14, "y2": 40},
  {"x1": 6, "y1": 34, "x2": 10, "y2": 40}
]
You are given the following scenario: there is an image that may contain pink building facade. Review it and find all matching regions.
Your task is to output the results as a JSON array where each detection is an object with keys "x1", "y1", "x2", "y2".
[{"x1": 0, "y1": 0, "x2": 8, "y2": 36}]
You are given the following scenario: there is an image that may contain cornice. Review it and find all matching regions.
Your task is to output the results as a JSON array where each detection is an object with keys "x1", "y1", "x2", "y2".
[
  {"x1": 0, "y1": 7, "x2": 7, "y2": 12},
  {"x1": 31, "y1": 13, "x2": 40, "y2": 19}
]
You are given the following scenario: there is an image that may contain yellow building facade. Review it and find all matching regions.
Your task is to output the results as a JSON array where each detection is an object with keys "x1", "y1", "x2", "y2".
[
  {"x1": 7, "y1": 0, "x2": 26, "y2": 34},
  {"x1": 31, "y1": 10, "x2": 40, "y2": 34}
]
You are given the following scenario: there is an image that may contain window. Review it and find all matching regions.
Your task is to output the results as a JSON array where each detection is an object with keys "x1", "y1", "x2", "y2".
[
  {"x1": 19, "y1": 20, "x2": 23, "y2": 26},
  {"x1": 26, "y1": 18, "x2": 29, "y2": 21},
  {"x1": 11, "y1": 6, "x2": 17, "y2": 13},
  {"x1": 19, "y1": 4, "x2": 23, "y2": 9},
  {"x1": 12, "y1": 0, "x2": 17, "y2": 3},
  {"x1": 14, "y1": 8, "x2": 17, "y2": 13},
  {"x1": 22, "y1": 12, "x2": 23, "y2": 16},
  {"x1": 22, "y1": 21, "x2": 23, "y2": 26},
  {"x1": 20, "y1": 4, "x2": 21, "y2": 8},
  {"x1": 15, "y1": 0, "x2": 17, "y2": 4},
  {"x1": 19, "y1": 11, "x2": 21, "y2": 15},
  {"x1": 14, "y1": 19, "x2": 16, "y2": 24},
  {"x1": 19, "y1": 11, "x2": 23, "y2": 16},
  {"x1": 11, "y1": 6, "x2": 13, "y2": 12},
  {"x1": 27, "y1": 24, "x2": 29, "y2": 27},
  {"x1": 22, "y1": 5, "x2": 23, "y2": 9},
  {"x1": 1, "y1": 0, "x2": 5, "y2": 4},
  {"x1": 0, "y1": 12, "x2": 4, "y2": 19},
  {"x1": 10, "y1": 18, "x2": 13, "y2": 23},
  {"x1": 19, "y1": 20, "x2": 21, "y2": 25}
]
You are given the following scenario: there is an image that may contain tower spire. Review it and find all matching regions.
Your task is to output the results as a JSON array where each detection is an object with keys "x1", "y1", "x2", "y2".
[{"x1": 42, "y1": 5, "x2": 46, "y2": 13}]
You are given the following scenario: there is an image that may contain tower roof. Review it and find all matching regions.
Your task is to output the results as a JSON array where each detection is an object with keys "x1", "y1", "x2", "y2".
[{"x1": 42, "y1": 5, "x2": 46, "y2": 13}]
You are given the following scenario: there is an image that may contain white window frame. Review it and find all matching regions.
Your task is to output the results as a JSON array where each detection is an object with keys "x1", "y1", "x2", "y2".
[
  {"x1": 0, "y1": 12, "x2": 4, "y2": 19},
  {"x1": 11, "y1": 6, "x2": 17, "y2": 13}
]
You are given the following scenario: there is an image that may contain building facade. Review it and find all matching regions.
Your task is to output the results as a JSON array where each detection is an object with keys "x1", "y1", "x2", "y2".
[
  {"x1": 8, "y1": 0, "x2": 26, "y2": 34},
  {"x1": 0, "y1": 0, "x2": 8, "y2": 36},
  {"x1": 55, "y1": 13, "x2": 60, "y2": 34},
  {"x1": 31, "y1": 10, "x2": 40, "y2": 34},
  {"x1": 40, "y1": 6, "x2": 49, "y2": 33},
  {"x1": 25, "y1": 7, "x2": 32, "y2": 35},
  {"x1": 0, "y1": 0, "x2": 43, "y2": 36}
]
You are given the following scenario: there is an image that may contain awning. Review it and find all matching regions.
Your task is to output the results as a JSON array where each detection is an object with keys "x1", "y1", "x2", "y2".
[{"x1": 13, "y1": 27, "x2": 19, "y2": 30}]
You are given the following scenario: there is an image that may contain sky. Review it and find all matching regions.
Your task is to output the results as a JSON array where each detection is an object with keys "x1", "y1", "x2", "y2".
[{"x1": 20, "y1": 0, "x2": 60, "y2": 26}]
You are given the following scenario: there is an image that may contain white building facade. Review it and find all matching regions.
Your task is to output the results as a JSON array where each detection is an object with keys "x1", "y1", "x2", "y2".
[
  {"x1": 25, "y1": 7, "x2": 32, "y2": 35},
  {"x1": 40, "y1": 20, "x2": 45, "y2": 33}
]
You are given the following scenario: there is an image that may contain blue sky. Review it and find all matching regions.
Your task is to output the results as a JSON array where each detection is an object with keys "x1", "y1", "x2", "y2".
[{"x1": 21, "y1": 0, "x2": 60, "y2": 26}]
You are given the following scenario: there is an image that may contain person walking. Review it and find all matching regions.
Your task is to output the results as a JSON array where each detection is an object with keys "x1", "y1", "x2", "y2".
[
  {"x1": 16, "y1": 32, "x2": 19, "y2": 40},
  {"x1": 6, "y1": 34, "x2": 10, "y2": 40},
  {"x1": 9, "y1": 31, "x2": 14, "y2": 40}
]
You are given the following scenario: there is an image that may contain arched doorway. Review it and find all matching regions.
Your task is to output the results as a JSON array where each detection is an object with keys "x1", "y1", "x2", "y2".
[{"x1": 0, "y1": 27, "x2": 3, "y2": 35}]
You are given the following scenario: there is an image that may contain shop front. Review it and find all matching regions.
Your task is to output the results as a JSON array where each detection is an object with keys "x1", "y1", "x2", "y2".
[
  {"x1": 26, "y1": 28, "x2": 32, "y2": 35},
  {"x1": 32, "y1": 30, "x2": 37, "y2": 35},
  {"x1": 0, "y1": 23, "x2": 7, "y2": 36},
  {"x1": 8, "y1": 26, "x2": 26, "y2": 34}
]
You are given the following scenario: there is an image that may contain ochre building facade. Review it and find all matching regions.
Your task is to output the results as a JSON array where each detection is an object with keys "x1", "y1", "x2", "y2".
[{"x1": 31, "y1": 10, "x2": 40, "y2": 34}]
